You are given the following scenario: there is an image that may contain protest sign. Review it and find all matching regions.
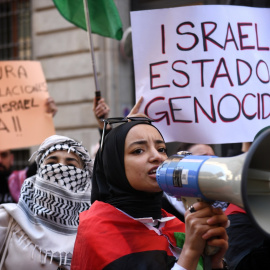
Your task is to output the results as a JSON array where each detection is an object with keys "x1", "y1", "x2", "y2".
[
  {"x1": 131, "y1": 5, "x2": 270, "y2": 144},
  {"x1": 0, "y1": 61, "x2": 55, "y2": 150}
]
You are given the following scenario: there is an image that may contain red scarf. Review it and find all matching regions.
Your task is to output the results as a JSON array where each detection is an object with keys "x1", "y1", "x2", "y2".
[
  {"x1": 225, "y1": 204, "x2": 246, "y2": 215},
  {"x1": 71, "y1": 201, "x2": 185, "y2": 270}
]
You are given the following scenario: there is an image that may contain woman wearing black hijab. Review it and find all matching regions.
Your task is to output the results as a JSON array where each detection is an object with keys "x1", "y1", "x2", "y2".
[{"x1": 71, "y1": 120, "x2": 228, "y2": 270}]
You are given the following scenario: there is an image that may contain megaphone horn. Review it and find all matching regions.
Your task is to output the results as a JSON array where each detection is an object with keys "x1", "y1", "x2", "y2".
[{"x1": 156, "y1": 128, "x2": 270, "y2": 238}]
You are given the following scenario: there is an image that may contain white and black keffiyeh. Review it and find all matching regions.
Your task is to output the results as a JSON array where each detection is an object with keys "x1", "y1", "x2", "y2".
[
  {"x1": 38, "y1": 163, "x2": 89, "y2": 192},
  {"x1": 35, "y1": 134, "x2": 92, "y2": 180},
  {"x1": 2, "y1": 135, "x2": 93, "y2": 266}
]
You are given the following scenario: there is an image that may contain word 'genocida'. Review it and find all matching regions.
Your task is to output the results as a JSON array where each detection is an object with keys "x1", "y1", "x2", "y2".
[
  {"x1": 0, "y1": 98, "x2": 39, "y2": 113},
  {"x1": 144, "y1": 94, "x2": 270, "y2": 125}
]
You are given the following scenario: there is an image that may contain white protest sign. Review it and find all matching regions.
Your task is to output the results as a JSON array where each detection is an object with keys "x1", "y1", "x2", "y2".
[{"x1": 131, "y1": 5, "x2": 270, "y2": 144}]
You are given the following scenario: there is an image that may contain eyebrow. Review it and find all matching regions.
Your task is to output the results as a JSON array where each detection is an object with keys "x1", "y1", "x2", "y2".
[
  {"x1": 45, "y1": 156, "x2": 58, "y2": 162},
  {"x1": 128, "y1": 139, "x2": 165, "y2": 148},
  {"x1": 45, "y1": 155, "x2": 81, "y2": 165}
]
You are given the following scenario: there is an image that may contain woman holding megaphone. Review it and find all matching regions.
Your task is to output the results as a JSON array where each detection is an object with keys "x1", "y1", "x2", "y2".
[{"x1": 71, "y1": 118, "x2": 228, "y2": 270}]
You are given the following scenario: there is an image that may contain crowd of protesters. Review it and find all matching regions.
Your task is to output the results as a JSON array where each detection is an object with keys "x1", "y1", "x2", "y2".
[{"x1": 0, "y1": 95, "x2": 268, "y2": 270}]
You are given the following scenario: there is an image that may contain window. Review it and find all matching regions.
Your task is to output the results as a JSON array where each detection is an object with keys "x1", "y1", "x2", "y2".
[{"x1": 0, "y1": 0, "x2": 31, "y2": 60}]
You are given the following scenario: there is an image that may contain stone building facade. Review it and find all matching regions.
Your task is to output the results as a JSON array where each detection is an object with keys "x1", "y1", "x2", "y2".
[{"x1": 31, "y1": 0, "x2": 133, "y2": 156}]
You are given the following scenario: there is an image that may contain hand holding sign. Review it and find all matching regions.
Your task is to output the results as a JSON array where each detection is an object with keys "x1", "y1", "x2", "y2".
[{"x1": 45, "y1": 97, "x2": 58, "y2": 117}]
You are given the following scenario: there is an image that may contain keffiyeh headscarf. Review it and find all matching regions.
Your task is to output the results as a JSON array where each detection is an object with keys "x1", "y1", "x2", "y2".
[
  {"x1": 2, "y1": 135, "x2": 92, "y2": 266},
  {"x1": 35, "y1": 135, "x2": 92, "y2": 194},
  {"x1": 91, "y1": 121, "x2": 164, "y2": 220}
]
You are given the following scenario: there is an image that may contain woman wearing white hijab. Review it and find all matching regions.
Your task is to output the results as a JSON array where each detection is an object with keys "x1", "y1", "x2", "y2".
[{"x1": 0, "y1": 135, "x2": 92, "y2": 270}]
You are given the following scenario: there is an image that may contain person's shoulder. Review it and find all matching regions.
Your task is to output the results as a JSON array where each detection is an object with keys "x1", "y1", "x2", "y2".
[
  {"x1": 76, "y1": 201, "x2": 138, "y2": 243},
  {"x1": 0, "y1": 204, "x2": 14, "y2": 225},
  {"x1": 81, "y1": 201, "x2": 137, "y2": 222},
  {"x1": 80, "y1": 201, "x2": 112, "y2": 218},
  {"x1": 79, "y1": 201, "x2": 121, "y2": 228}
]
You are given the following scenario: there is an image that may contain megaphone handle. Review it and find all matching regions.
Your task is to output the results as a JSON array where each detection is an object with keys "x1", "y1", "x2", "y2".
[
  {"x1": 203, "y1": 254, "x2": 212, "y2": 270},
  {"x1": 182, "y1": 197, "x2": 221, "y2": 257}
]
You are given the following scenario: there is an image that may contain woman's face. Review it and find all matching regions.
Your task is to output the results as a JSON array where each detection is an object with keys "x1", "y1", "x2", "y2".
[
  {"x1": 43, "y1": 150, "x2": 83, "y2": 169},
  {"x1": 124, "y1": 124, "x2": 167, "y2": 192}
]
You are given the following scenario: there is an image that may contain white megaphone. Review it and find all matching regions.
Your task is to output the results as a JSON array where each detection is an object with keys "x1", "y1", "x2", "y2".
[{"x1": 156, "y1": 128, "x2": 270, "y2": 239}]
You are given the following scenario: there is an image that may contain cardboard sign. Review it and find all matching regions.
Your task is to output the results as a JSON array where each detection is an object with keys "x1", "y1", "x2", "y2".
[
  {"x1": 0, "y1": 61, "x2": 55, "y2": 150},
  {"x1": 131, "y1": 5, "x2": 270, "y2": 144}
]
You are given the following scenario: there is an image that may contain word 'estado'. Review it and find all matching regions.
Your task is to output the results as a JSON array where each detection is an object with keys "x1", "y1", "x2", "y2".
[
  {"x1": 144, "y1": 93, "x2": 270, "y2": 125},
  {"x1": 0, "y1": 98, "x2": 39, "y2": 113},
  {"x1": 150, "y1": 58, "x2": 269, "y2": 89}
]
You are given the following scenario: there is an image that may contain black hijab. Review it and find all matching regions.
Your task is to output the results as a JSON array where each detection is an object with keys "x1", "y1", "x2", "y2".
[{"x1": 91, "y1": 121, "x2": 164, "y2": 219}]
